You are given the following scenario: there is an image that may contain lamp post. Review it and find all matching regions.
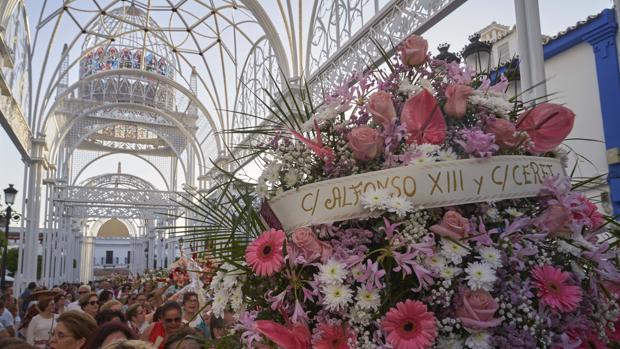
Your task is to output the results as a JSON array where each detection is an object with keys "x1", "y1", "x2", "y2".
[
  {"x1": 462, "y1": 33, "x2": 492, "y2": 74},
  {"x1": 1, "y1": 184, "x2": 18, "y2": 291}
]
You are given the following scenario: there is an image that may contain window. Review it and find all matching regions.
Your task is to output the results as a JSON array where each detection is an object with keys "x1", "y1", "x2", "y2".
[
  {"x1": 106, "y1": 251, "x2": 113, "y2": 264},
  {"x1": 497, "y1": 42, "x2": 510, "y2": 64}
]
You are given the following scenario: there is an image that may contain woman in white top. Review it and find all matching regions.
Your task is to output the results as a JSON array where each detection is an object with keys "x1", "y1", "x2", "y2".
[{"x1": 26, "y1": 297, "x2": 58, "y2": 348}]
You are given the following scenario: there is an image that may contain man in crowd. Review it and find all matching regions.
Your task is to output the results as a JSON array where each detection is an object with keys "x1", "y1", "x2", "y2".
[
  {"x1": 67, "y1": 284, "x2": 91, "y2": 311},
  {"x1": 0, "y1": 300, "x2": 15, "y2": 338},
  {"x1": 18, "y1": 282, "x2": 36, "y2": 318}
]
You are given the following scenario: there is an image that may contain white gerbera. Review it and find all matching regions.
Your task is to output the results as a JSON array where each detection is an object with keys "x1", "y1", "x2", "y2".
[
  {"x1": 440, "y1": 239, "x2": 470, "y2": 264},
  {"x1": 360, "y1": 189, "x2": 390, "y2": 211},
  {"x1": 322, "y1": 284, "x2": 353, "y2": 311},
  {"x1": 477, "y1": 246, "x2": 502, "y2": 269},
  {"x1": 465, "y1": 262, "x2": 497, "y2": 291},
  {"x1": 386, "y1": 196, "x2": 414, "y2": 217},
  {"x1": 356, "y1": 287, "x2": 381, "y2": 310},
  {"x1": 465, "y1": 330, "x2": 493, "y2": 349},
  {"x1": 317, "y1": 259, "x2": 348, "y2": 285}
]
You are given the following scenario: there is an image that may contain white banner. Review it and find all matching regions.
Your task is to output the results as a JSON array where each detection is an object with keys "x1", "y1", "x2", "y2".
[{"x1": 268, "y1": 156, "x2": 564, "y2": 231}]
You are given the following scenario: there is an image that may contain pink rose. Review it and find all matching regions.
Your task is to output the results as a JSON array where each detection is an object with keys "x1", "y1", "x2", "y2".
[
  {"x1": 536, "y1": 204, "x2": 570, "y2": 237},
  {"x1": 348, "y1": 126, "x2": 383, "y2": 161},
  {"x1": 367, "y1": 91, "x2": 397, "y2": 127},
  {"x1": 456, "y1": 289, "x2": 502, "y2": 329},
  {"x1": 429, "y1": 211, "x2": 470, "y2": 240},
  {"x1": 291, "y1": 227, "x2": 332, "y2": 262},
  {"x1": 485, "y1": 118, "x2": 518, "y2": 149},
  {"x1": 400, "y1": 35, "x2": 428, "y2": 66},
  {"x1": 444, "y1": 84, "x2": 473, "y2": 118}
]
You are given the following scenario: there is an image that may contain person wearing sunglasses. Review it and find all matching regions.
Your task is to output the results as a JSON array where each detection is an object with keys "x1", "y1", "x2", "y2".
[
  {"x1": 142, "y1": 302, "x2": 182, "y2": 349},
  {"x1": 78, "y1": 292, "x2": 99, "y2": 318},
  {"x1": 48, "y1": 311, "x2": 96, "y2": 349},
  {"x1": 66, "y1": 286, "x2": 90, "y2": 312}
]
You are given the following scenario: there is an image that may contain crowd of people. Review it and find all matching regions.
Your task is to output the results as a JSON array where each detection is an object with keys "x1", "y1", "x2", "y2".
[{"x1": 0, "y1": 277, "x2": 232, "y2": 349}]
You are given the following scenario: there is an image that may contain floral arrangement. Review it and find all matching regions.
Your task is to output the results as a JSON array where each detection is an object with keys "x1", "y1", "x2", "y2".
[{"x1": 198, "y1": 34, "x2": 620, "y2": 349}]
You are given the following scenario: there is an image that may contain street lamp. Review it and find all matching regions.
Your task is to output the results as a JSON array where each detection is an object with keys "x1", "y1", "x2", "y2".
[
  {"x1": 1, "y1": 184, "x2": 18, "y2": 291},
  {"x1": 462, "y1": 33, "x2": 492, "y2": 74}
]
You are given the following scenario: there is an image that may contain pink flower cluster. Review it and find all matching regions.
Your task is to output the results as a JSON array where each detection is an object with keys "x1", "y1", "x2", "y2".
[{"x1": 217, "y1": 34, "x2": 619, "y2": 349}]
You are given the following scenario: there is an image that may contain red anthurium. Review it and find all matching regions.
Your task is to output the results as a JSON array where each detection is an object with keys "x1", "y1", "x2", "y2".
[
  {"x1": 400, "y1": 89, "x2": 446, "y2": 145},
  {"x1": 516, "y1": 103, "x2": 575, "y2": 153}
]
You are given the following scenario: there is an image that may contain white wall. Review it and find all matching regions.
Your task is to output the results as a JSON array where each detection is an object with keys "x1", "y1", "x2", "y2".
[
  {"x1": 93, "y1": 238, "x2": 132, "y2": 266},
  {"x1": 545, "y1": 42, "x2": 608, "y2": 177}
]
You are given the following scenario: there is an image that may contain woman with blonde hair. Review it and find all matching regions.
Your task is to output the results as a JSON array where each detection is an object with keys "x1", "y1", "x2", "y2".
[{"x1": 48, "y1": 310, "x2": 96, "y2": 349}]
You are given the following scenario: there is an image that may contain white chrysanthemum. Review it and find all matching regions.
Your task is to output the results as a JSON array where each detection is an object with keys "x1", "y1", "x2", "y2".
[
  {"x1": 425, "y1": 255, "x2": 447, "y2": 272},
  {"x1": 398, "y1": 79, "x2": 418, "y2": 96},
  {"x1": 418, "y1": 143, "x2": 440, "y2": 154},
  {"x1": 468, "y1": 90, "x2": 512, "y2": 116},
  {"x1": 317, "y1": 259, "x2": 348, "y2": 285},
  {"x1": 505, "y1": 207, "x2": 523, "y2": 218},
  {"x1": 417, "y1": 78, "x2": 436, "y2": 94},
  {"x1": 262, "y1": 164, "x2": 281, "y2": 183},
  {"x1": 284, "y1": 170, "x2": 298, "y2": 187},
  {"x1": 557, "y1": 240, "x2": 581, "y2": 257},
  {"x1": 229, "y1": 287, "x2": 244, "y2": 312},
  {"x1": 440, "y1": 239, "x2": 470, "y2": 264},
  {"x1": 322, "y1": 284, "x2": 353, "y2": 311},
  {"x1": 211, "y1": 290, "x2": 229, "y2": 318},
  {"x1": 256, "y1": 179, "x2": 269, "y2": 199},
  {"x1": 437, "y1": 148, "x2": 458, "y2": 161},
  {"x1": 477, "y1": 246, "x2": 502, "y2": 269},
  {"x1": 411, "y1": 155, "x2": 437, "y2": 165},
  {"x1": 386, "y1": 196, "x2": 414, "y2": 217},
  {"x1": 210, "y1": 271, "x2": 224, "y2": 291},
  {"x1": 356, "y1": 287, "x2": 381, "y2": 310},
  {"x1": 437, "y1": 336, "x2": 465, "y2": 349},
  {"x1": 465, "y1": 262, "x2": 497, "y2": 291},
  {"x1": 465, "y1": 330, "x2": 493, "y2": 349},
  {"x1": 440, "y1": 266, "x2": 462, "y2": 280},
  {"x1": 351, "y1": 264, "x2": 365, "y2": 280},
  {"x1": 484, "y1": 207, "x2": 500, "y2": 222},
  {"x1": 360, "y1": 189, "x2": 390, "y2": 211}
]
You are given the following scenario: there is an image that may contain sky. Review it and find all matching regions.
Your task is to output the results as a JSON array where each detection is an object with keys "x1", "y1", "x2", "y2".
[{"x1": 0, "y1": 0, "x2": 614, "y2": 212}]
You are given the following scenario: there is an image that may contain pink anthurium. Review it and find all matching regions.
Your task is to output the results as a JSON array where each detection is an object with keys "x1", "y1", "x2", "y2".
[
  {"x1": 255, "y1": 320, "x2": 311, "y2": 349},
  {"x1": 516, "y1": 103, "x2": 575, "y2": 153},
  {"x1": 400, "y1": 89, "x2": 447, "y2": 145}
]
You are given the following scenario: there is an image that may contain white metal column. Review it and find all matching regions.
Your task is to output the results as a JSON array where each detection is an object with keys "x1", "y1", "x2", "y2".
[{"x1": 514, "y1": 0, "x2": 547, "y2": 103}]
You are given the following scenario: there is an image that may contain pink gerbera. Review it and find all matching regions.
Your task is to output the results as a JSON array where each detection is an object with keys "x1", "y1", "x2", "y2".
[
  {"x1": 245, "y1": 229, "x2": 286, "y2": 276},
  {"x1": 531, "y1": 265, "x2": 582, "y2": 313},
  {"x1": 382, "y1": 300, "x2": 437, "y2": 349},
  {"x1": 313, "y1": 323, "x2": 355, "y2": 349}
]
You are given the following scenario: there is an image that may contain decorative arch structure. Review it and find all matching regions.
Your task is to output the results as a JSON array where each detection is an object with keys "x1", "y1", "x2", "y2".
[{"x1": 2, "y1": 0, "x2": 465, "y2": 289}]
